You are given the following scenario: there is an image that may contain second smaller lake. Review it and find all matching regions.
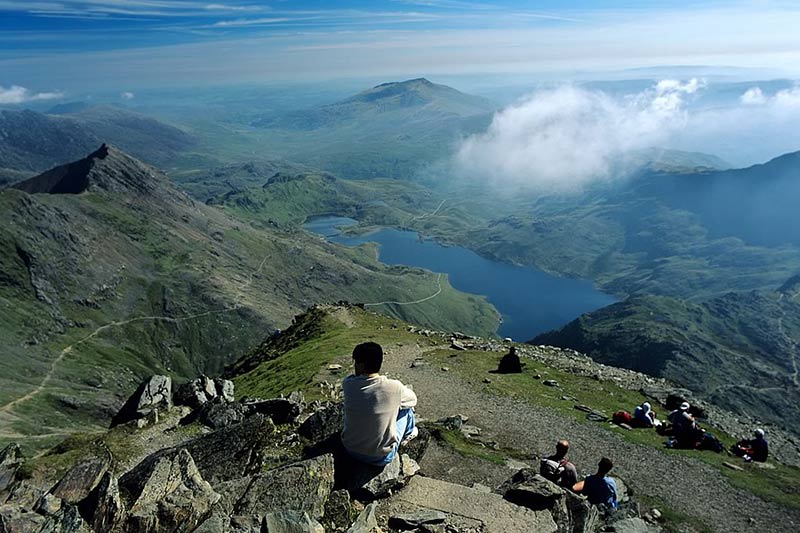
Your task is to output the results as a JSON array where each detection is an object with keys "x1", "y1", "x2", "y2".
[{"x1": 305, "y1": 216, "x2": 616, "y2": 341}]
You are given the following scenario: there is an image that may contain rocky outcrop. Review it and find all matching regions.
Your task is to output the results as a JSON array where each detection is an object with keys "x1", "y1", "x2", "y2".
[
  {"x1": 245, "y1": 395, "x2": 304, "y2": 425},
  {"x1": 233, "y1": 454, "x2": 334, "y2": 520},
  {"x1": 110, "y1": 375, "x2": 172, "y2": 428},
  {"x1": 347, "y1": 453, "x2": 420, "y2": 500},
  {"x1": 47, "y1": 456, "x2": 111, "y2": 505},
  {"x1": 0, "y1": 444, "x2": 23, "y2": 502},
  {"x1": 78, "y1": 473, "x2": 124, "y2": 532},
  {"x1": 263, "y1": 510, "x2": 324, "y2": 533},
  {"x1": 119, "y1": 448, "x2": 219, "y2": 533},
  {"x1": 298, "y1": 403, "x2": 344, "y2": 443},
  {"x1": 497, "y1": 469, "x2": 598, "y2": 533},
  {"x1": 174, "y1": 377, "x2": 235, "y2": 410}
]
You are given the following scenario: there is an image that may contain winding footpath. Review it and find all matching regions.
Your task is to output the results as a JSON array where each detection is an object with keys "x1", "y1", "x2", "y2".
[
  {"x1": 0, "y1": 251, "x2": 272, "y2": 416},
  {"x1": 364, "y1": 273, "x2": 443, "y2": 308}
]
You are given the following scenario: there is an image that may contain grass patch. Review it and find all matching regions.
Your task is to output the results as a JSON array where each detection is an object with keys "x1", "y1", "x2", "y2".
[
  {"x1": 432, "y1": 427, "x2": 508, "y2": 466},
  {"x1": 638, "y1": 494, "x2": 714, "y2": 533}
]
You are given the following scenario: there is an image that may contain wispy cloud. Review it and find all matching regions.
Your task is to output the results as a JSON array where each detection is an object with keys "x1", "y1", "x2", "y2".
[{"x1": 0, "y1": 85, "x2": 63, "y2": 104}]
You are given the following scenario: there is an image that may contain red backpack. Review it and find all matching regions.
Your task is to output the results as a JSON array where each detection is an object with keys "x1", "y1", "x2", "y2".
[{"x1": 613, "y1": 410, "x2": 632, "y2": 425}]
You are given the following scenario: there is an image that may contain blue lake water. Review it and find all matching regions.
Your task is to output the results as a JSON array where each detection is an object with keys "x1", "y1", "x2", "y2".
[{"x1": 304, "y1": 215, "x2": 616, "y2": 341}]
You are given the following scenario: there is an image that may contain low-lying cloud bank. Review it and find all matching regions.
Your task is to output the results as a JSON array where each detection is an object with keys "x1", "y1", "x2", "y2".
[
  {"x1": 455, "y1": 80, "x2": 800, "y2": 191},
  {"x1": 0, "y1": 85, "x2": 63, "y2": 105}
]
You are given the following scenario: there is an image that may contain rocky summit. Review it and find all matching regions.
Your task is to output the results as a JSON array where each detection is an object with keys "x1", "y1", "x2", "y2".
[{"x1": 11, "y1": 144, "x2": 166, "y2": 195}]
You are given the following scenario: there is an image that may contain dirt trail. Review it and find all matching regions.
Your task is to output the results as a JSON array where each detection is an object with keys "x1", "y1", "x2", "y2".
[
  {"x1": 381, "y1": 342, "x2": 800, "y2": 533},
  {"x1": 364, "y1": 273, "x2": 443, "y2": 308}
]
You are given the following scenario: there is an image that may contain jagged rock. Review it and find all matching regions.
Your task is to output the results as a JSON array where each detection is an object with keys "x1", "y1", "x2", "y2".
[
  {"x1": 34, "y1": 493, "x2": 62, "y2": 516},
  {"x1": 48, "y1": 456, "x2": 111, "y2": 505},
  {"x1": 436, "y1": 415, "x2": 467, "y2": 431},
  {"x1": 246, "y1": 397, "x2": 303, "y2": 425},
  {"x1": 197, "y1": 399, "x2": 247, "y2": 430},
  {"x1": 543, "y1": 380, "x2": 559, "y2": 387},
  {"x1": 39, "y1": 504, "x2": 91, "y2": 533},
  {"x1": 174, "y1": 376, "x2": 217, "y2": 409},
  {"x1": 6, "y1": 481, "x2": 44, "y2": 511},
  {"x1": 401, "y1": 427, "x2": 431, "y2": 464},
  {"x1": 323, "y1": 489, "x2": 352, "y2": 531},
  {"x1": 450, "y1": 340, "x2": 466, "y2": 351},
  {"x1": 0, "y1": 445, "x2": 22, "y2": 502},
  {"x1": 263, "y1": 510, "x2": 324, "y2": 533},
  {"x1": 0, "y1": 445, "x2": 21, "y2": 467},
  {"x1": 346, "y1": 502, "x2": 378, "y2": 533},
  {"x1": 234, "y1": 455, "x2": 334, "y2": 520},
  {"x1": 119, "y1": 448, "x2": 220, "y2": 533},
  {"x1": 298, "y1": 403, "x2": 344, "y2": 443},
  {"x1": 389, "y1": 510, "x2": 446, "y2": 529},
  {"x1": 191, "y1": 477, "x2": 255, "y2": 533},
  {"x1": 111, "y1": 375, "x2": 172, "y2": 427},
  {"x1": 497, "y1": 469, "x2": 598, "y2": 533},
  {"x1": 215, "y1": 379, "x2": 235, "y2": 403},
  {"x1": 78, "y1": 472, "x2": 124, "y2": 532},
  {"x1": 347, "y1": 452, "x2": 420, "y2": 500},
  {"x1": 0, "y1": 507, "x2": 47, "y2": 531},
  {"x1": 158, "y1": 414, "x2": 276, "y2": 484}
]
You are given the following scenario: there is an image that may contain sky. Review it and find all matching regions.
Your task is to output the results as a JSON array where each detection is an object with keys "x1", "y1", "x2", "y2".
[{"x1": 2, "y1": 1, "x2": 800, "y2": 94}]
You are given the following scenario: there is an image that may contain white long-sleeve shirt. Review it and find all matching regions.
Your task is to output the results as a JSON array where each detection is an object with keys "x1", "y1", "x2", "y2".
[{"x1": 341, "y1": 374, "x2": 417, "y2": 459}]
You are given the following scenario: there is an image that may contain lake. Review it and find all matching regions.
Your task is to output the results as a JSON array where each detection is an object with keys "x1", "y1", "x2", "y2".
[{"x1": 304, "y1": 215, "x2": 616, "y2": 341}]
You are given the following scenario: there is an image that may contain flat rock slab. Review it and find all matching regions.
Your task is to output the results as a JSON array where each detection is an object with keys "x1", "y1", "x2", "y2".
[{"x1": 382, "y1": 476, "x2": 557, "y2": 533}]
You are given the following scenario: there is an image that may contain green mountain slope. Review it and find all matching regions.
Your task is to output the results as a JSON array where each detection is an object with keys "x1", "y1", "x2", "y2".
[
  {"x1": 249, "y1": 78, "x2": 494, "y2": 179},
  {"x1": 0, "y1": 146, "x2": 498, "y2": 448},
  {"x1": 0, "y1": 106, "x2": 194, "y2": 173},
  {"x1": 532, "y1": 282, "x2": 800, "y2": 436}
]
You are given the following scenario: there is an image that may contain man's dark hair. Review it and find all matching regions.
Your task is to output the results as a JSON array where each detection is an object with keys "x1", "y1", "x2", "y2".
[
  {"x1": 598, "y1": 457, "x2": 613, "y2": 475},
  {"x1": 353, "y1": 342, "x2": 383, "y2": 374}
]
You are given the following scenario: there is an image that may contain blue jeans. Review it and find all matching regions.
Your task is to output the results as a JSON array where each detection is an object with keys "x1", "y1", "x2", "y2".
[{"x1": 348, "y1": 408, "x2": 416, "y2": 466}]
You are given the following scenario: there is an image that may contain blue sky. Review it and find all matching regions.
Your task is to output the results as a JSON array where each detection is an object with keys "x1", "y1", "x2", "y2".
[{"x1": 2, "y1": 1, "x2": 800, "y2": 96}]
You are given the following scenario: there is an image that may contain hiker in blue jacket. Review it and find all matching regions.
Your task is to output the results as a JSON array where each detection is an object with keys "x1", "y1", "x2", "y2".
[{"x1": 575, "y1": 457, "x2": 618, "y2": 509}]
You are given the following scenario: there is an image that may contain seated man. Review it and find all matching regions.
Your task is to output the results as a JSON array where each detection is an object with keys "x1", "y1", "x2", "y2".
[
  {"x1": 574, "y1": 457, "x2": 618, "y2": 509},
  {"x1": 341, "y1": 342, "x2": 418, "y2": 466},
  {"x1": 734, "y1": 428, "x2": 769, "y2": 462},
  {"x1": 540, "y1": 440, "x2": 579, "y2": 488},
  {"x1": 632, "y1": 402, "x2": 660, "y2": 428}
]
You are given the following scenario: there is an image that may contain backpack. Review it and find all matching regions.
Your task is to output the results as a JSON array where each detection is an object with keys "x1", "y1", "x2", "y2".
[
  {"x1": 540, "y1": 458, "x2": 564, "y2": 481},
  {"x1": 613, "y1": 411, "x2": 632, "y2": 425}
]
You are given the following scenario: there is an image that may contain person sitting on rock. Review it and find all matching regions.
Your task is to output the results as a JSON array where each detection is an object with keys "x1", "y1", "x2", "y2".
[
  {"x1": 574, "y1": 457, "x2": 618, "y2": 509},
  {"x1": 342, "y1": 342, "x2": 418, "y2": 466},
  {"x1": 733, "y1": 428, "x2": 769, "y2": 462},
  {"x1": 632, "y1": 402, "x2": 660, "y2": 428},
  {"x1": 495, "y1": 346, "x2": 522, "y2": 374},
  {"x1": 666, "y1": 402, "x2": 695, "y2": 441},
  {"x1": 540, "y1": 439, "x2": 579, "y2": 488}
]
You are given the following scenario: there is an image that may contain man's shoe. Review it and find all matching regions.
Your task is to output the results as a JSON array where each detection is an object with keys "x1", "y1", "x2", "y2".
[{"x1": 401, "y1": 426, "x2": 419, "y2": 446}]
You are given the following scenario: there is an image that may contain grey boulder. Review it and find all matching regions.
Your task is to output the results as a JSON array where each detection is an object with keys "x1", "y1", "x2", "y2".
[{"x1": 111, "y1": 375, "x2": 172, "y2": 427}]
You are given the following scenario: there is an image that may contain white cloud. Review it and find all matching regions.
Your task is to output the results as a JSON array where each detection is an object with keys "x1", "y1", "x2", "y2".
[
  {"x1": 455, "y1": 79, "x2": 702, "y2": 191},
  {"x1": 0, "y1": 85, "x2": 63, "y2": 104},
  {"x1": 740, "y1": 86, "x2": 766, "y2": 105},
  {"x1": 120, "y1": 91, "x2": 135, "y2": 99}
]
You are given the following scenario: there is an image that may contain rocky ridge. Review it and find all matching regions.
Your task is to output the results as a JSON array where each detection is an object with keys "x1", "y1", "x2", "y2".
[{"x1": 0, "y1": 370, "x2": 661, "y2": 533}]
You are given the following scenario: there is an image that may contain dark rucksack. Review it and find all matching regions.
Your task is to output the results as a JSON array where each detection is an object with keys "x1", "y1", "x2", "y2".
[{"x1": 540, "y1": 458, "x2": 564, "y2": 481}]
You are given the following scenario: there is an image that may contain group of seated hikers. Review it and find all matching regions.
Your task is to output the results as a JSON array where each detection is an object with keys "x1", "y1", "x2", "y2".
[
  {"x1": 339, "y1": 342, "x2": 621, "y2": 510},
  {"x1": 614, "y1": 400, "x2": 768, "y2": 461}
]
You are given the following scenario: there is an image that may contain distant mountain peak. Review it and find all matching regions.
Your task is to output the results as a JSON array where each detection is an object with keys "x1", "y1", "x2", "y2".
[
  {"x1": 11, "y1": 143, "x2": 166, "y2": 195},
  {"x1": 373, "y1": 78, "x2": 432, "y2": 89}
]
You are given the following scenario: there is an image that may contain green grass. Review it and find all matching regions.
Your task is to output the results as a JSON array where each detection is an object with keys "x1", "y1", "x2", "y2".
[
  {"x1": 433, "y1": 427, "x2": 509, "y2": 466},
  {"x1": 233, "y1": 308, "x2": 435, "y2": 401},
  {"x1": 427, "y1": 348, "x2": 800, "y2": 512}
]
